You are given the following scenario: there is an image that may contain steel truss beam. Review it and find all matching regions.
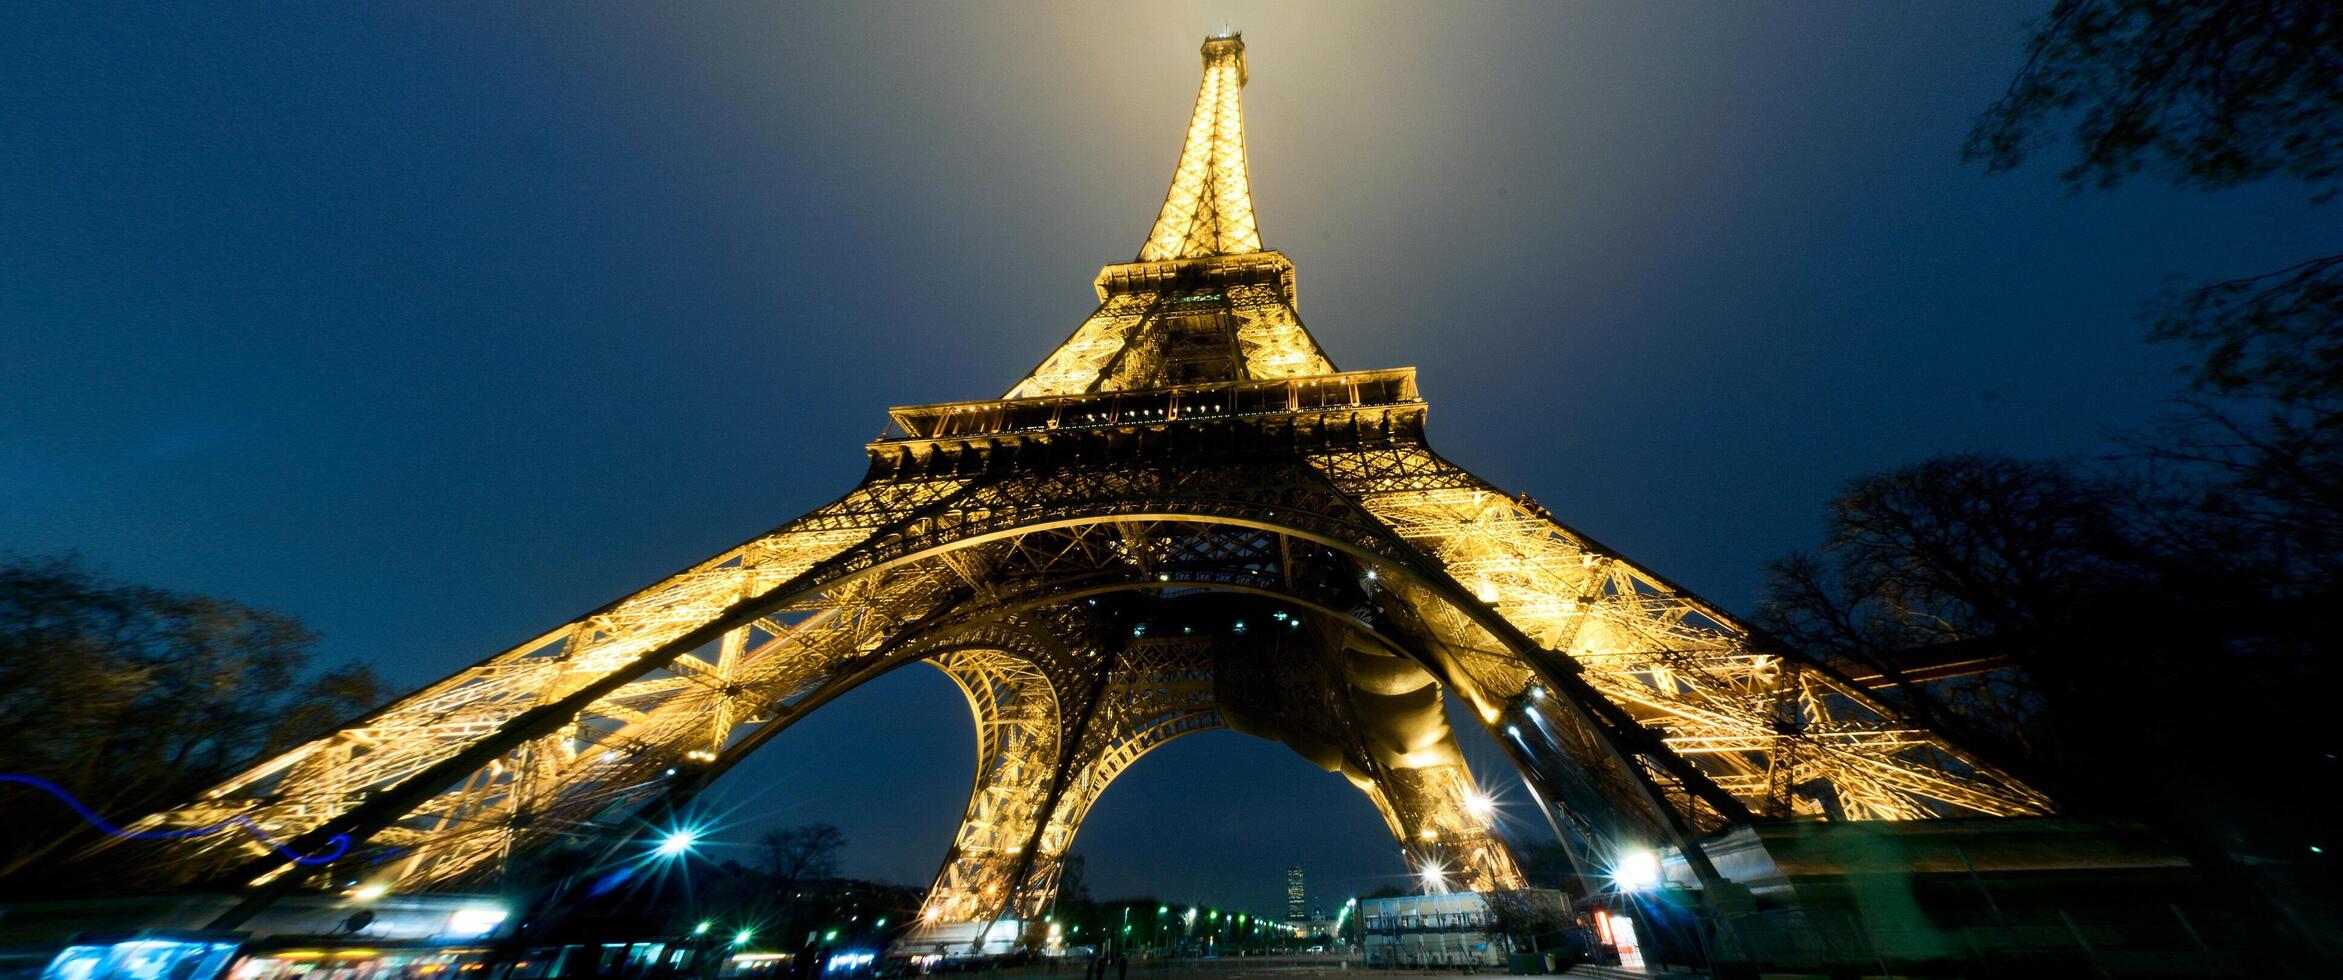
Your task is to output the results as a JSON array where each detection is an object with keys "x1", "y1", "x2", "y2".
[{"x1": 120, "y1": 449, "x2": 2041, "y2": 905}]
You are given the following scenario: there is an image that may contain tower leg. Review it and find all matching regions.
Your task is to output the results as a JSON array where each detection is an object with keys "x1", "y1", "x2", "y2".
[{"x1": 905, "y1": 628, "x2": 1223, "y2": 957}]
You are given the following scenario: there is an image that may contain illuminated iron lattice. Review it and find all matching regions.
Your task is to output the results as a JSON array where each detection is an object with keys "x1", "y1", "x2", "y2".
[{"x1": 120, "y1": 32, "x2": 2046, "y2": 945}]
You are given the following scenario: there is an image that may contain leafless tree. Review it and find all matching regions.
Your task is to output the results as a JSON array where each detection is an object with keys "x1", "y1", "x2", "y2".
[
  {"x1": 0, "y1": 555, "x2": 382, "y2": 886},
  {"x1": 1967, "y1": 0, "x2": 2343, "y2": 197},
  {"x1": 1969, "y1": 2, "x2": 2343, "y2": 592},
  {"x1": 755, "y1": 822, "x2": 845, "y2": 898}
]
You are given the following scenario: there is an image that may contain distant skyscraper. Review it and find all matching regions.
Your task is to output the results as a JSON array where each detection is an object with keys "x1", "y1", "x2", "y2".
[{"x1": 1286, "y1": 865, "x2": 1306, "y2": 922}]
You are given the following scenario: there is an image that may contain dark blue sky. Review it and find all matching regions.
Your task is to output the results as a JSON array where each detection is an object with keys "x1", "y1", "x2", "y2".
[{"x1": 3, "y1": 3, "x2": 2328, "y2": 914}]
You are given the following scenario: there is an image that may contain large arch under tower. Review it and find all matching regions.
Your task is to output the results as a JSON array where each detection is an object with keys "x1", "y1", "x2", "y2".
[{"x1": 909, "y1": 588, "x2": 1533, "y2": 951}]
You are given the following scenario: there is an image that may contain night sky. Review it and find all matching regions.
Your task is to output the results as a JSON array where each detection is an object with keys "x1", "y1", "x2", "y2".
[{"x1": 3, "y1": 3, "x2": 2326, "y2": 915}]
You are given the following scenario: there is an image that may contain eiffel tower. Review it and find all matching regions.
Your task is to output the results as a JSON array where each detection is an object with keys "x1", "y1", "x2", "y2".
[{"x1": 125, "y1": 33, "x2": 2049, "y2": 944}]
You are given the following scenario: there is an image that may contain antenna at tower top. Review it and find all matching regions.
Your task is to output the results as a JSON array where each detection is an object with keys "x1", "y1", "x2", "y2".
[{"x1": 1137, "y1": 30, "x2": 1259, "y2": 261}]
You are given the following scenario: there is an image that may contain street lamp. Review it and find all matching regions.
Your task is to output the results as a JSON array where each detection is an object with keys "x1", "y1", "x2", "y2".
[
  {"x1": 656, "y1": 827, "x2": 700, "y2": 858},
  {"x1": 1464, "y1": 790, "x2": 1496, "y2": 821},
  {"x1": 1613, "y1": 848, "x2": 1662, "y2": 892},
  {"x1": 448, "y1": 905, "x2": 508, "y2": 937}
]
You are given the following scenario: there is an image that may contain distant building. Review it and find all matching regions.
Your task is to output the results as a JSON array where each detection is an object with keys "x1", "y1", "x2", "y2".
[{"x1": 1284, "y1": 866, "x2": 1306, "y2": 922}]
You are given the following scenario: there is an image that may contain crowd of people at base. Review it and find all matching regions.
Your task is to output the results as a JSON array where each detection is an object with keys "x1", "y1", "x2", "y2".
[{"x1": 1076, "y1": 953, "x2": 1125, "y2": 980}]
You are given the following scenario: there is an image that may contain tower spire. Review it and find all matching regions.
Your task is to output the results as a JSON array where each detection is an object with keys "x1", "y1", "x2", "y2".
[{"x1": 1139, "y1": 33, "x2": 1261, "y2": 261}]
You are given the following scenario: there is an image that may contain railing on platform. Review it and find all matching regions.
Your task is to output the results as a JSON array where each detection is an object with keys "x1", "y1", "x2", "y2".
[{"x1": 880, "y1": 370, "x2": 1420, "y2": 444}]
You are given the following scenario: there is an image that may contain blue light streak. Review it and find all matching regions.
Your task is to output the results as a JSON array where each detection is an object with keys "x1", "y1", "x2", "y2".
[{"x1": 1, "y1": 772, "x2": 351, "y2": 864}]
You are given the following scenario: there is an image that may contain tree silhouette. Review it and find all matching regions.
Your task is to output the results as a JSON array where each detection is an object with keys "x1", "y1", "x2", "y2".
[
  {"x1": 2138, "y1": 253, "x2": 2343, "y2": 588},
  {"x1": 1760, "y1": 444, "x2": 2342, "y2": 966},
  {"x1": 756, "y1": 822, "x2": 845, "y2": 898},
  {"x1": 1972, "y1": 4, "x2": 2342, "y2": 587},
  {"x1": 1967, "y1": 0, "x2": 2343, "y2": 197},
  {"x1": 1482, "y1": 888, "x2": 1576, "y2": 957},
  {"x1": 1758, "y1": 455, "x2": 2157, "y2": 766},
  {"x1": 0, "y1": 555, "x2": 382, "y2": 888}
]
